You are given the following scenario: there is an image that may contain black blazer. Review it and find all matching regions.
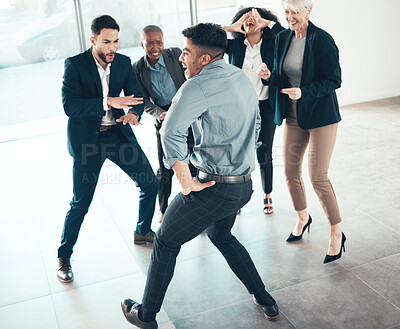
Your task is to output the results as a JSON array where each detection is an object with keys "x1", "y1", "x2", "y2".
[
  {"x1": 226, "y1": 22, "x2": 285, "y2": 109},
  {"x1": 269, "y1": 21, "x2": 342, "y2": 129},
  {"x1": 62, "y1": 48, "x2": 144, "y2": 159},
  {"x1": 226, "y1": 22, "x2": 285, "y2": 71},
  {"x1": 133, "y1": 48, "x2": 186, "y2": 118}
]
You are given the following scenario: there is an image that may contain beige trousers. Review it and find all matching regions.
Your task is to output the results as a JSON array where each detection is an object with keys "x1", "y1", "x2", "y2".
[{"x1": 284, "y1": 104, "x2": 341, "y2": 225}]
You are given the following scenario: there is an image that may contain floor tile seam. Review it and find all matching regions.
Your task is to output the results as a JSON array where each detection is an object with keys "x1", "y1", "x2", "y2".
[
  {"x1": 96, "y1": 197, "x2": 147, "y2": 274},
  {"x1": 48, "y1": 271, "x2": 143, "y2": 296},
  {"x1": 346, "y1": 252, "x2": 400, "y2": 270},
  {"x1": 0, "y1": 251, "x2": 44, "y2": 264},
  {"x1": 0, "y1": 277, "x2": 165, "y2": 327},
  {"x1": 0, "y1": 250, "x2": 55, "y2": 309},
  {"x1": 0, "y1": 292, "x2": 52, "y2": 309},
  {"x1": 278, "y1": 309, "x2": 298, "y2": 329},
  {"x1": 46, "y1": 250, "x2": 143, "y2": 280},
  {"x1": 158, "y1": 309, "x2": 177, "y2": 327},
  {"x1": 168, "y1": 298, "x2": 244, "y2": 322},
  {"x1": 387, "y1": 323, "x2": 400, "y2": 329},
  {"x1": 51, "y1": 272, "x2": 172, "y2": 326},
  {"x1": 175, "y1": 248, "x2": 220, "y2": 264},
  {"x1": 269, "y1": 267, "x2": 351, "y2": 294},
  {"x1": 111, "y1": 203, "x2": 221, "y2": 276},
  {"x1": 38, "y1": 250, "x2": 56, "y2": 300},
  {"x1": 0, "y1": 131, "x2": 64, "y2": 144},
  {"x1": 122, "y1": 244, "x2": 221, "y2": 268},
  {"x1": 43, "y1": 245, "x2": 63, "y2": 329},
  {"x1": 168, "y1": 295, "x2": 297, "y2": 328},
  {"x1": 49, "y1": 254, "x2": 172, "y2": 327},
  {"x1": 241, "y1": 234, "x2": 328, "y2": 255},
  {"x1": 360, "y1": 208, "x2": 400, "y2": 235},
  {"x1": 48, "y1": 294, "x2": 62, "y2": 329},
  {"x1": 347, "y1": 270, "x2": 400, "y2": 312}
]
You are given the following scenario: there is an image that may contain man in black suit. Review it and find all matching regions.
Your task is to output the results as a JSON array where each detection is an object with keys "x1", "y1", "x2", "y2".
[
  {"x1": 133, "y1": 25, "x2": 195, "y2": 223},
  {"x1": 57, "y1": 15, "x2": 158, "y2": 283}
]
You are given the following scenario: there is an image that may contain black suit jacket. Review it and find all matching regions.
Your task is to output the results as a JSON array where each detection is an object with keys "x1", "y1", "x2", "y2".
[
  {"x1": 268, "y1": 21, "x2": 342, "y2": 129},
  {"x1": 226, "y1": 22, "x2": 285, "y2": 70},
  {"x1": 62, "y1": 48, "x2": 144, "y2": 159},
  {"x1": 132, "y1": 48, "x2": 186, "y2": 119},
  {"x1": 226, "y1": 22, "x2": 285, "y2": 109}
]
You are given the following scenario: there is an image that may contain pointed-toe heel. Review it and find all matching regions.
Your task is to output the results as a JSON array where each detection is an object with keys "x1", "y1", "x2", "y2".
[
  {"x1": 286, "y1": 215, "x2": 312, "y2": 242},
  {"x1": 323, "y1": 232, "x2": 346, "y2": 264}
]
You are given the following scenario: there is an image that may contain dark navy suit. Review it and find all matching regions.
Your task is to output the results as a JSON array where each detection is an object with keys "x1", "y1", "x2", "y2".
[{"x1": 58, "y1": 48, "x2": 158, "y2": 258}]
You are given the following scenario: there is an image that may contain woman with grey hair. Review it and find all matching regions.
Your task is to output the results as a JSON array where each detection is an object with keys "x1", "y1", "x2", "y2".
[{"x1": 258, "y1": 0, "x2": 345, "y2": 263}]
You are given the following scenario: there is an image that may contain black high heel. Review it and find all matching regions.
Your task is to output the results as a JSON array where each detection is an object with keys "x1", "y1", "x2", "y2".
[
  {"x1": 286, "y1": 215, "x2": 312, "y2": 242},
  {"x1": 323, "y1": 232, "x2": 346, "y2": 264}
]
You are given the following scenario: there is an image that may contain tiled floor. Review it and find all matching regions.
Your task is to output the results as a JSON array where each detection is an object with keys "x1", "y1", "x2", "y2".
[{"x1": 1, "y1": 97, "x2": 400, "y2": 329}]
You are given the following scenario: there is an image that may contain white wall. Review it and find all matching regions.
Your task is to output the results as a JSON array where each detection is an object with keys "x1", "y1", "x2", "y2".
[{"x1": 310, "y1": 0, "x2": 400, "y2": 106}]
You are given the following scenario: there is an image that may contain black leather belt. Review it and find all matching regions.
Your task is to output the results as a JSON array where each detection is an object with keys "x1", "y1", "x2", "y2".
[
  {"x1": 198, "y1": 170, "x2": 251, "y2": 184},
  {"x1": 100, "y1": 125, "x2": 115, "y2": 132}
]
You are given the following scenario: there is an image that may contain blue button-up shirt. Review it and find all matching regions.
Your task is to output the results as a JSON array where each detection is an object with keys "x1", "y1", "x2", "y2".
[
  {"x1": 146, "y1": 54, "x2": 177, "y2": 107},
  {"x1": 160, "y1": 59, "x2": 261, "y2": 176}
]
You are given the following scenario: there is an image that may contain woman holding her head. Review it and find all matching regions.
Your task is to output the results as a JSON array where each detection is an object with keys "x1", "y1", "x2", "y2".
[
  {"x1": 257, "y1": 0, "x2": 345, "y2": 263},
  {"x1": 224, "y1": 7, "x2": 285, "y2": 215}
]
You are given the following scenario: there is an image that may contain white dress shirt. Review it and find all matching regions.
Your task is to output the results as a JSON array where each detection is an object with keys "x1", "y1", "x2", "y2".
[
  {"x1": 242, "y1": 38, "x2": 269, "y2": 101},
  {"x1": 92, "y1": 53, "x2": 116, "y2": 126}
]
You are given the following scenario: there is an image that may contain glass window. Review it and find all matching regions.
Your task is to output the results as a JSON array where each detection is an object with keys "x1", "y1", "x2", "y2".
[
  {"x1": 0, "y1": 0, "x2": 82, "y2": 128},
  {"x1": 9, "y1": 0, "x2": 81, "y2": 65},
  {"x1": 145, "y1": 0, "x2": 191, "y2": 48},
  {"x1": 0, "y1": 0, "x2": 285, "y2": 130},
  {"x1": 0, "y1": 0, "x2": 191, "y2": 130},
  {"x1": 197, "y1": 0, "x2": 238, "y2": 26}
]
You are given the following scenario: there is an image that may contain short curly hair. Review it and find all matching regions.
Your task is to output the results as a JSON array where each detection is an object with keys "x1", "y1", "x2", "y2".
[
  {"x1": 182, "y1": 23, "x2": 227, "y2": 57},
  {"x1": 230, "y1": 7, "x2": 279, "y2": 41}
]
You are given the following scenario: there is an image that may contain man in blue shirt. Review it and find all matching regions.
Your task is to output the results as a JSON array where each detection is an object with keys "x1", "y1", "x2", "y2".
[
  {"x1": 133, "y1": 26, "x2": 196, "y2": 223},
  {"x1": 122, "y1": 23, "x2": 279, "y2": 328}
]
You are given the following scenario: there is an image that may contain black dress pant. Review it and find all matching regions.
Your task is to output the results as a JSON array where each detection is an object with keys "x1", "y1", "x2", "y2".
[
  {"x1": 58, "y1": 126, "x2": 158, "y2": 258},
  {"x1": 155, "y1": 119, "x2": 196, "y2": 214},
  {"x1": 256, "y1": 99, "x2": 277, "y2": 194},
  {"x1": 141, "y1": 178, "x2": 266, "y2": 313}
]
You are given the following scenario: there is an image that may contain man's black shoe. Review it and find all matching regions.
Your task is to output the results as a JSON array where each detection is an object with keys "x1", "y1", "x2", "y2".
[
  {"x1": 121, "y1": 299, "x2": 158, "y2": 329},
  {"x1": 253, "y1": 295, "x2": 280, "y2": 321}
]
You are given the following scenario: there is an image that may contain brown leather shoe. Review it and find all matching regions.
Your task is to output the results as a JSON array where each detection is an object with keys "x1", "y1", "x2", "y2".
[
  {"x1": 57, "y1": 258, "x2": 74, "y2": 283},
  {"x1": 134, "y1": 230, "x2": 155, "y2": 245}
]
